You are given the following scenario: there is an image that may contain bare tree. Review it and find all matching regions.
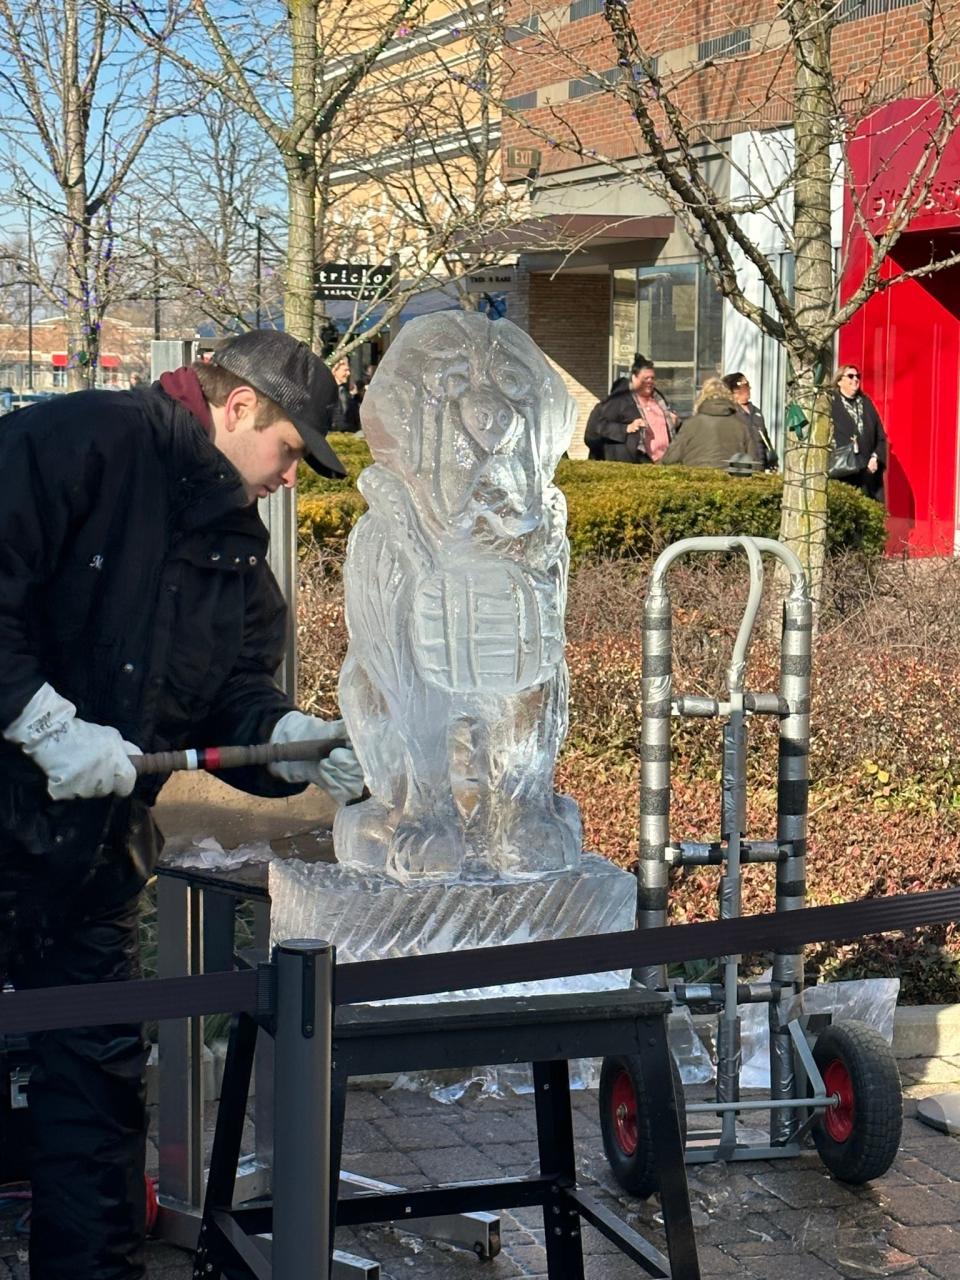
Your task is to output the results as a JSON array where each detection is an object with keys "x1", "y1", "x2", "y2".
[
  {"x1": 0, "y1": 0, "x2": 192, "y2": 387},
  {"x1": 500, "y1": 0, "x2": 960, "y2": 597},
  {"x1": 123, "y1": 0, "x2": 584, "y2": 355},
  {"x1": 130, "y1": 98, "x2": 287, "y2": 336},
  {"x1": 123, "y1": 0, "x2": 430, "y2": 347}
]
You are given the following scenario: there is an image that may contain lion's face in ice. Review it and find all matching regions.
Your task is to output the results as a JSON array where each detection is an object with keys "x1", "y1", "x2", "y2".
[{"x1": 359, "y1": 312, "x2": 575, "y2": 539}]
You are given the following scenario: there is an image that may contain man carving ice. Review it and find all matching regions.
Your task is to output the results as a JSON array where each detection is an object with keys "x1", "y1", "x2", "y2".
[{"x1": 0, "y1": 329, "x2": 363, "y2": 1279}]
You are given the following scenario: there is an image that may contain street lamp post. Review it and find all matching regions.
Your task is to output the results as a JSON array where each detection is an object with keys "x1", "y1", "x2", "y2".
[
  {"x1": 255, "y1": 218, "x2": 262, "y2": 330},
  {"x1": 26, "y1": 204, "x2": 34, "y2": 391},
  {"x1": 152, "y1": 229, "x2": 161, "y2": 341}
]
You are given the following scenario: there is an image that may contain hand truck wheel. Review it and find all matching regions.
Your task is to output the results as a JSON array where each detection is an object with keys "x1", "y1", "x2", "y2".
[
  {"x1": 811, "y1": 1019, "x2": 902, "y2": 1184},
  {"x1": 145, "y1": 1173, "x2": 159, "y2": 1234},
  {"x1": 599, "y1": 1051, "x2": 687, "y2": 1197}
]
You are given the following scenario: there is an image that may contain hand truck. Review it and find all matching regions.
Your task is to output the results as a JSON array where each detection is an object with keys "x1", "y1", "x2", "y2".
[{"x1": 599, "y1": 536, "x2": 902, "y2": 1194}]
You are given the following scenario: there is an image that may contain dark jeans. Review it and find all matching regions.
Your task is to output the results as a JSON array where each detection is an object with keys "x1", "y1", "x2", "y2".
[{"x1": 8, "y1": 880, "x2": 148, "y2": 1280}]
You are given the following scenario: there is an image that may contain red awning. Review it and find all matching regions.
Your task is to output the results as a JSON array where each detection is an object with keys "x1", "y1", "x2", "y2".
[
  {"x1": 51, "y1": 353, "x2": 68, "y2": 367},
  {"x1": 100, "y1": 354, "x2": 120, "y2": 369}
]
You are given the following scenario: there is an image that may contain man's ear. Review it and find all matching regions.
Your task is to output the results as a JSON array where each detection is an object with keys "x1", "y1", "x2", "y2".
[{"x1": 223, "y1": 385, "x2": 259, "y2": 430}]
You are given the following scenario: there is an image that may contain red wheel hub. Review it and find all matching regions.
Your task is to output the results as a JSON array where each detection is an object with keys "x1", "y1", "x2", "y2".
[
  {"x1": 145, "y1": 1174, "x2": 159, "y2": 1233},
  {"x1": 610, "y1": 1069, "x2": 639, "y2": 1155},
  {"x1": 823, "y1": 1057, "x2": 855, "y2": 1142}
]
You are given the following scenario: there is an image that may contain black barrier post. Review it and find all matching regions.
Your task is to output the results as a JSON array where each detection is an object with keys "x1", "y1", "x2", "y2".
[{"x1": 273, "y1": 940, "x2": 335, "y2": 1280}]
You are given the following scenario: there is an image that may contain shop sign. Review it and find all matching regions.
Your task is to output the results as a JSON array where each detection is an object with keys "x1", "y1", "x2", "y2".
[
  {"x1": 870, "y1": 181, "x2": 960, "y2": 221},
  {"x1": 465, "y1": 268, "x2": 517, "y2": 293},
  {"x1": 315, "y1": 263, "x2": 394, "y2": 300}
]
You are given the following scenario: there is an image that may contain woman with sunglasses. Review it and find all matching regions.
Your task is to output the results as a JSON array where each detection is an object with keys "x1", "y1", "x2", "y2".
[{"x1": 829, "y1": 365, "x2": 887, "y2": 502}]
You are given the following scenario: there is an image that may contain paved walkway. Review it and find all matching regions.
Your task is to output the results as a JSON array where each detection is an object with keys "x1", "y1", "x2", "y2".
[{"x1": 1, "y1": 1052, "x2": 958, "y2": 1278}]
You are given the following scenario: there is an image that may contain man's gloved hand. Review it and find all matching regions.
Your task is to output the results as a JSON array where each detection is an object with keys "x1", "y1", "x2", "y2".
[
  {"x1": 3, "y1": 682, "x2": 139, "y2": 801},
  {"x1": 267, "y1": 710, "x2": 365, "y2": 805}
]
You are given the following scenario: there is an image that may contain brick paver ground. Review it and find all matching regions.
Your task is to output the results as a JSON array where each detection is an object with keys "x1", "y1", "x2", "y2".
[{"x1": 1, "y1": 1054, "x2": 957, "y2": 1278}]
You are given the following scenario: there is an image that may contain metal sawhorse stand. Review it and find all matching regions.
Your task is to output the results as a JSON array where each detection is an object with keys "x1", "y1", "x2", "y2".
[
  {"x1": 155, "y1": 864, "x2": 499, "y2": 1279},
  {"x1": 196, "y1": 951, "x2": 701, "y2": 1280}
]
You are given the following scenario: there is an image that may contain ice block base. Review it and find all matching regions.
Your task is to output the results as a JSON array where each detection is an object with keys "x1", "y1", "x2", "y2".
[{"x1": 268, "y1": 852, "x2": 636, "y2": 1002}]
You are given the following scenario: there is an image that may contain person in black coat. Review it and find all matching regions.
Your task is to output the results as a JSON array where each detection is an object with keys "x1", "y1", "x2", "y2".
[
  {"x1": 830, "y1": 364, "x2": 887, "y2": 503},
  {"x1": 330, "y1": 355, "x2": 363, "y2": 432},
  {"x1": 584, "y1": 358, "x2": 681, "y2": 462},
  {"x1": 0, "y1": 331, "x2": 364, "y2": 1280},
  {"x1": 722, "y1": 371, "x2": 778, "y2": 470}
]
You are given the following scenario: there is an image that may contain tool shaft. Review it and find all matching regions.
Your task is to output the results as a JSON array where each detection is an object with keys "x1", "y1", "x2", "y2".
[{"x1": 130, "y1": 738, "x2": 345, "y2": 776}]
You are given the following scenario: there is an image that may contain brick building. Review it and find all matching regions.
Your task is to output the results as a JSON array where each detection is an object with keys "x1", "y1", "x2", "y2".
[
  {"x1": 0, "y1": 315, "x2": 151, "y2": 394},
  {"x1": 498, "y1": 0, "x2": 960, "y2": 552}
]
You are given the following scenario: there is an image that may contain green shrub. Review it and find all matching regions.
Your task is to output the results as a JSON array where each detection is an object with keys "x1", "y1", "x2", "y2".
[
  {"x1": 557, "y1": 460, "x2": 886, "y2": 559},
  {"x1": 297, "y1": 445, "x2": 886, "y2": 559},
  {"x1": 297, "y1": 490, "x2": 366, "y2": 547},
  {"x1": 299, "y1": 433, "x2": 372, "y2": 495}
]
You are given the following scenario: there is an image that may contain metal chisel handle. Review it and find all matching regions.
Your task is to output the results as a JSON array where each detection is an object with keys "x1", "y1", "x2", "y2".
[{"x1": 129, "y1": 738, "x2": 348, "y2": 776}]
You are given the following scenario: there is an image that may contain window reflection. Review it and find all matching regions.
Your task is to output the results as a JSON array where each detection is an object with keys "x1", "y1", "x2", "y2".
[{"x1": 611, "y1": 262, "x2": 725, "y2": 415}]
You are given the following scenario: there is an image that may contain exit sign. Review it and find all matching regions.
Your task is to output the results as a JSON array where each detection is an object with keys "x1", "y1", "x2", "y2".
[{"x1": 506, "y1": 146, "x2": 542, "y2": 169}]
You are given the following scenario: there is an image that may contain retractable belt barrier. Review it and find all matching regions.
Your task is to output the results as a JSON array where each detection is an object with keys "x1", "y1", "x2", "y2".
[{"x1": 0, "y1": 885, "x2": 957, "y2": 1034}]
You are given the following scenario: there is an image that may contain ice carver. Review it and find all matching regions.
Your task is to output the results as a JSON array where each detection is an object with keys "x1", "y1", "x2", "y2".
[{"x1": 0, "y1": 329, "x2": 364, "y2": 1279}]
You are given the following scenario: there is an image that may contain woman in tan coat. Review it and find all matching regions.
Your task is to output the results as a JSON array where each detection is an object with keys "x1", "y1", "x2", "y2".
[{"x1": 660, "y1": 378, "x2": 753, "y2": 469}]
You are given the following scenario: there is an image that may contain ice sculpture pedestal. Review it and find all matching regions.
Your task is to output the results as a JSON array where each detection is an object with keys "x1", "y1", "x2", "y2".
[{"x1": 268, "y1": 853, "x2": 637, "y2": 1001}]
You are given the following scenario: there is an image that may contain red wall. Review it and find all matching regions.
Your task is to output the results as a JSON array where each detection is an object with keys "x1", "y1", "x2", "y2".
[{"x1": 841, "y1": 99, "x2": 960, "y2": 556}]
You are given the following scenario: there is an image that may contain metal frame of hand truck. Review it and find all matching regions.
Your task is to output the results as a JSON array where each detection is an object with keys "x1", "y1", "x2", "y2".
[
  {"x1": 635, "y1": 535, "x2": 833, "y2": 1162},
  {"x1": 154, "y1": 866, "x2": 499, "y2": 1277}
]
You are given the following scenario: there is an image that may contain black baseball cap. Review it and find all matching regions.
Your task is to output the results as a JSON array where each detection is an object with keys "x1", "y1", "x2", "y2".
[{"x1": 210, "y1": 330, "x2": 346, "y2": 479}]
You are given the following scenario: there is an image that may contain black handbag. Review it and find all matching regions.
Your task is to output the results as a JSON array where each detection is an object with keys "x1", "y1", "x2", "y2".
[{"x1": 828, "y1": 437, "x2": 861, "y2": 479}]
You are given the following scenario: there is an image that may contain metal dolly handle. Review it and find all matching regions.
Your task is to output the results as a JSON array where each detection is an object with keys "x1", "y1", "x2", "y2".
[{"x1": 637, "y1": 535, "x2": 813, "y2": 1155}]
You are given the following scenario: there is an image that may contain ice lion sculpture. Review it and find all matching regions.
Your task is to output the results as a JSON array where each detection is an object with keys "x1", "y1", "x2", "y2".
[{"x1": 333, "y1": 311, "x2": 584, "y2": 882}]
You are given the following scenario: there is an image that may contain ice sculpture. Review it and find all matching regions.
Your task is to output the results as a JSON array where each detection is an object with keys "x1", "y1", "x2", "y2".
[
  {"x1": 333, "y1": 311, "x2": 583, "y2": 882},
  {"x1": 272, "y1": 313, "x2": 636, "y2": 1034}
]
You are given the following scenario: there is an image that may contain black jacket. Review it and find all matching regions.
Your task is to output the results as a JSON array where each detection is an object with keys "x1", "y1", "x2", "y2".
[
  {"x1": 0, "y1": 381, "x2": 303, "y2": 916},
  {"x1": 736, "y1": 402, "x2": 778, "y2": 470},
  {"x1": 584, "y1": 387, "x2": 680, "y2": 462},
  {"x1": 829, "y1": 390, "x2": 887, "y2": 502},
  {"x1": 331, "y1": 382, "x2": 362, "y2": 432}
]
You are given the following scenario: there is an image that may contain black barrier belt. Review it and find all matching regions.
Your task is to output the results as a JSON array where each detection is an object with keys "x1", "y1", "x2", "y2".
[
  {"x1": 0, "y1": 968, "x2": 260, "y2": 1036},
  {"x1": 335, "y1": 886, "x2": 960, "y2": 1005},
  {"x1": 0, "y1": 887, "x2": 956, "y2": 1033}
]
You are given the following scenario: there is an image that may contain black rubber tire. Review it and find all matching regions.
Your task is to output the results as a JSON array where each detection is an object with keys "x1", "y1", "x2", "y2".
[
  {"x1": 811, "y1": 1019, "x2": 902, "y2": 1184},
  {"x1": 599, "y1": 1052, "x2": 687, "y2": 1197}
]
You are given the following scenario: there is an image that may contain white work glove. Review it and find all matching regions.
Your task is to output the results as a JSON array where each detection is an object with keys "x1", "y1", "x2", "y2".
[
  {"x1": 3, "y1": 682, "x2": 139, "y2": 801},
  {"x1": 267, "y1": 711, "x2": 365, "y2": 805}
]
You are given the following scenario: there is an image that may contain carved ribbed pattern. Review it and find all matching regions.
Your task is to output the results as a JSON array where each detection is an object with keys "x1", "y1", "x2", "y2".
[{"x1": 269, "y1": 853, "x2": 636, "y2": 1002}]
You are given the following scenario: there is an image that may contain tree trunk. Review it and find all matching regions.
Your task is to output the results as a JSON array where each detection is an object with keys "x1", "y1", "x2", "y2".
[
  {"x1": 777, "y1": 0, "x2": 836, "y2": 603},
  {"x1": 62, "y1": 0, "x2": 96, "y2": 390},
  {"x1": 284, "y1": 0, "x2": 319, "y2": 348},
  {"x1": 779, "y1": 367, "x2": 831, "y2": 607}
]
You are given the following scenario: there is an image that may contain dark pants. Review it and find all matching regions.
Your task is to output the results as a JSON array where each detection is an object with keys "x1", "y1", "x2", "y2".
[{"x1": 8, "y1": 881, "x2": 148, "y2": 1280}]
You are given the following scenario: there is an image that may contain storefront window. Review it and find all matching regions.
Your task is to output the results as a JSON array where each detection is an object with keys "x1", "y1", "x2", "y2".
[
  {"x1": 612, "y1": 269, "x2": 638, "y2": 388},
  {"x1": 611, "y1": 262, "x2": 725, "y2": 415}
]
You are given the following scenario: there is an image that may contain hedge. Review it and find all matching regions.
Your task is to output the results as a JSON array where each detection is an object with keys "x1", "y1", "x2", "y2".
[{"x1": 298, "y1": 435, "x2": 887, "y2": 558}]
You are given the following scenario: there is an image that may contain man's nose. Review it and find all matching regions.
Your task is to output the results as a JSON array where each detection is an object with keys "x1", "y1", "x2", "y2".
[{"x1": 281, "y1": 459, "x2": 299, "y2": 487}]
